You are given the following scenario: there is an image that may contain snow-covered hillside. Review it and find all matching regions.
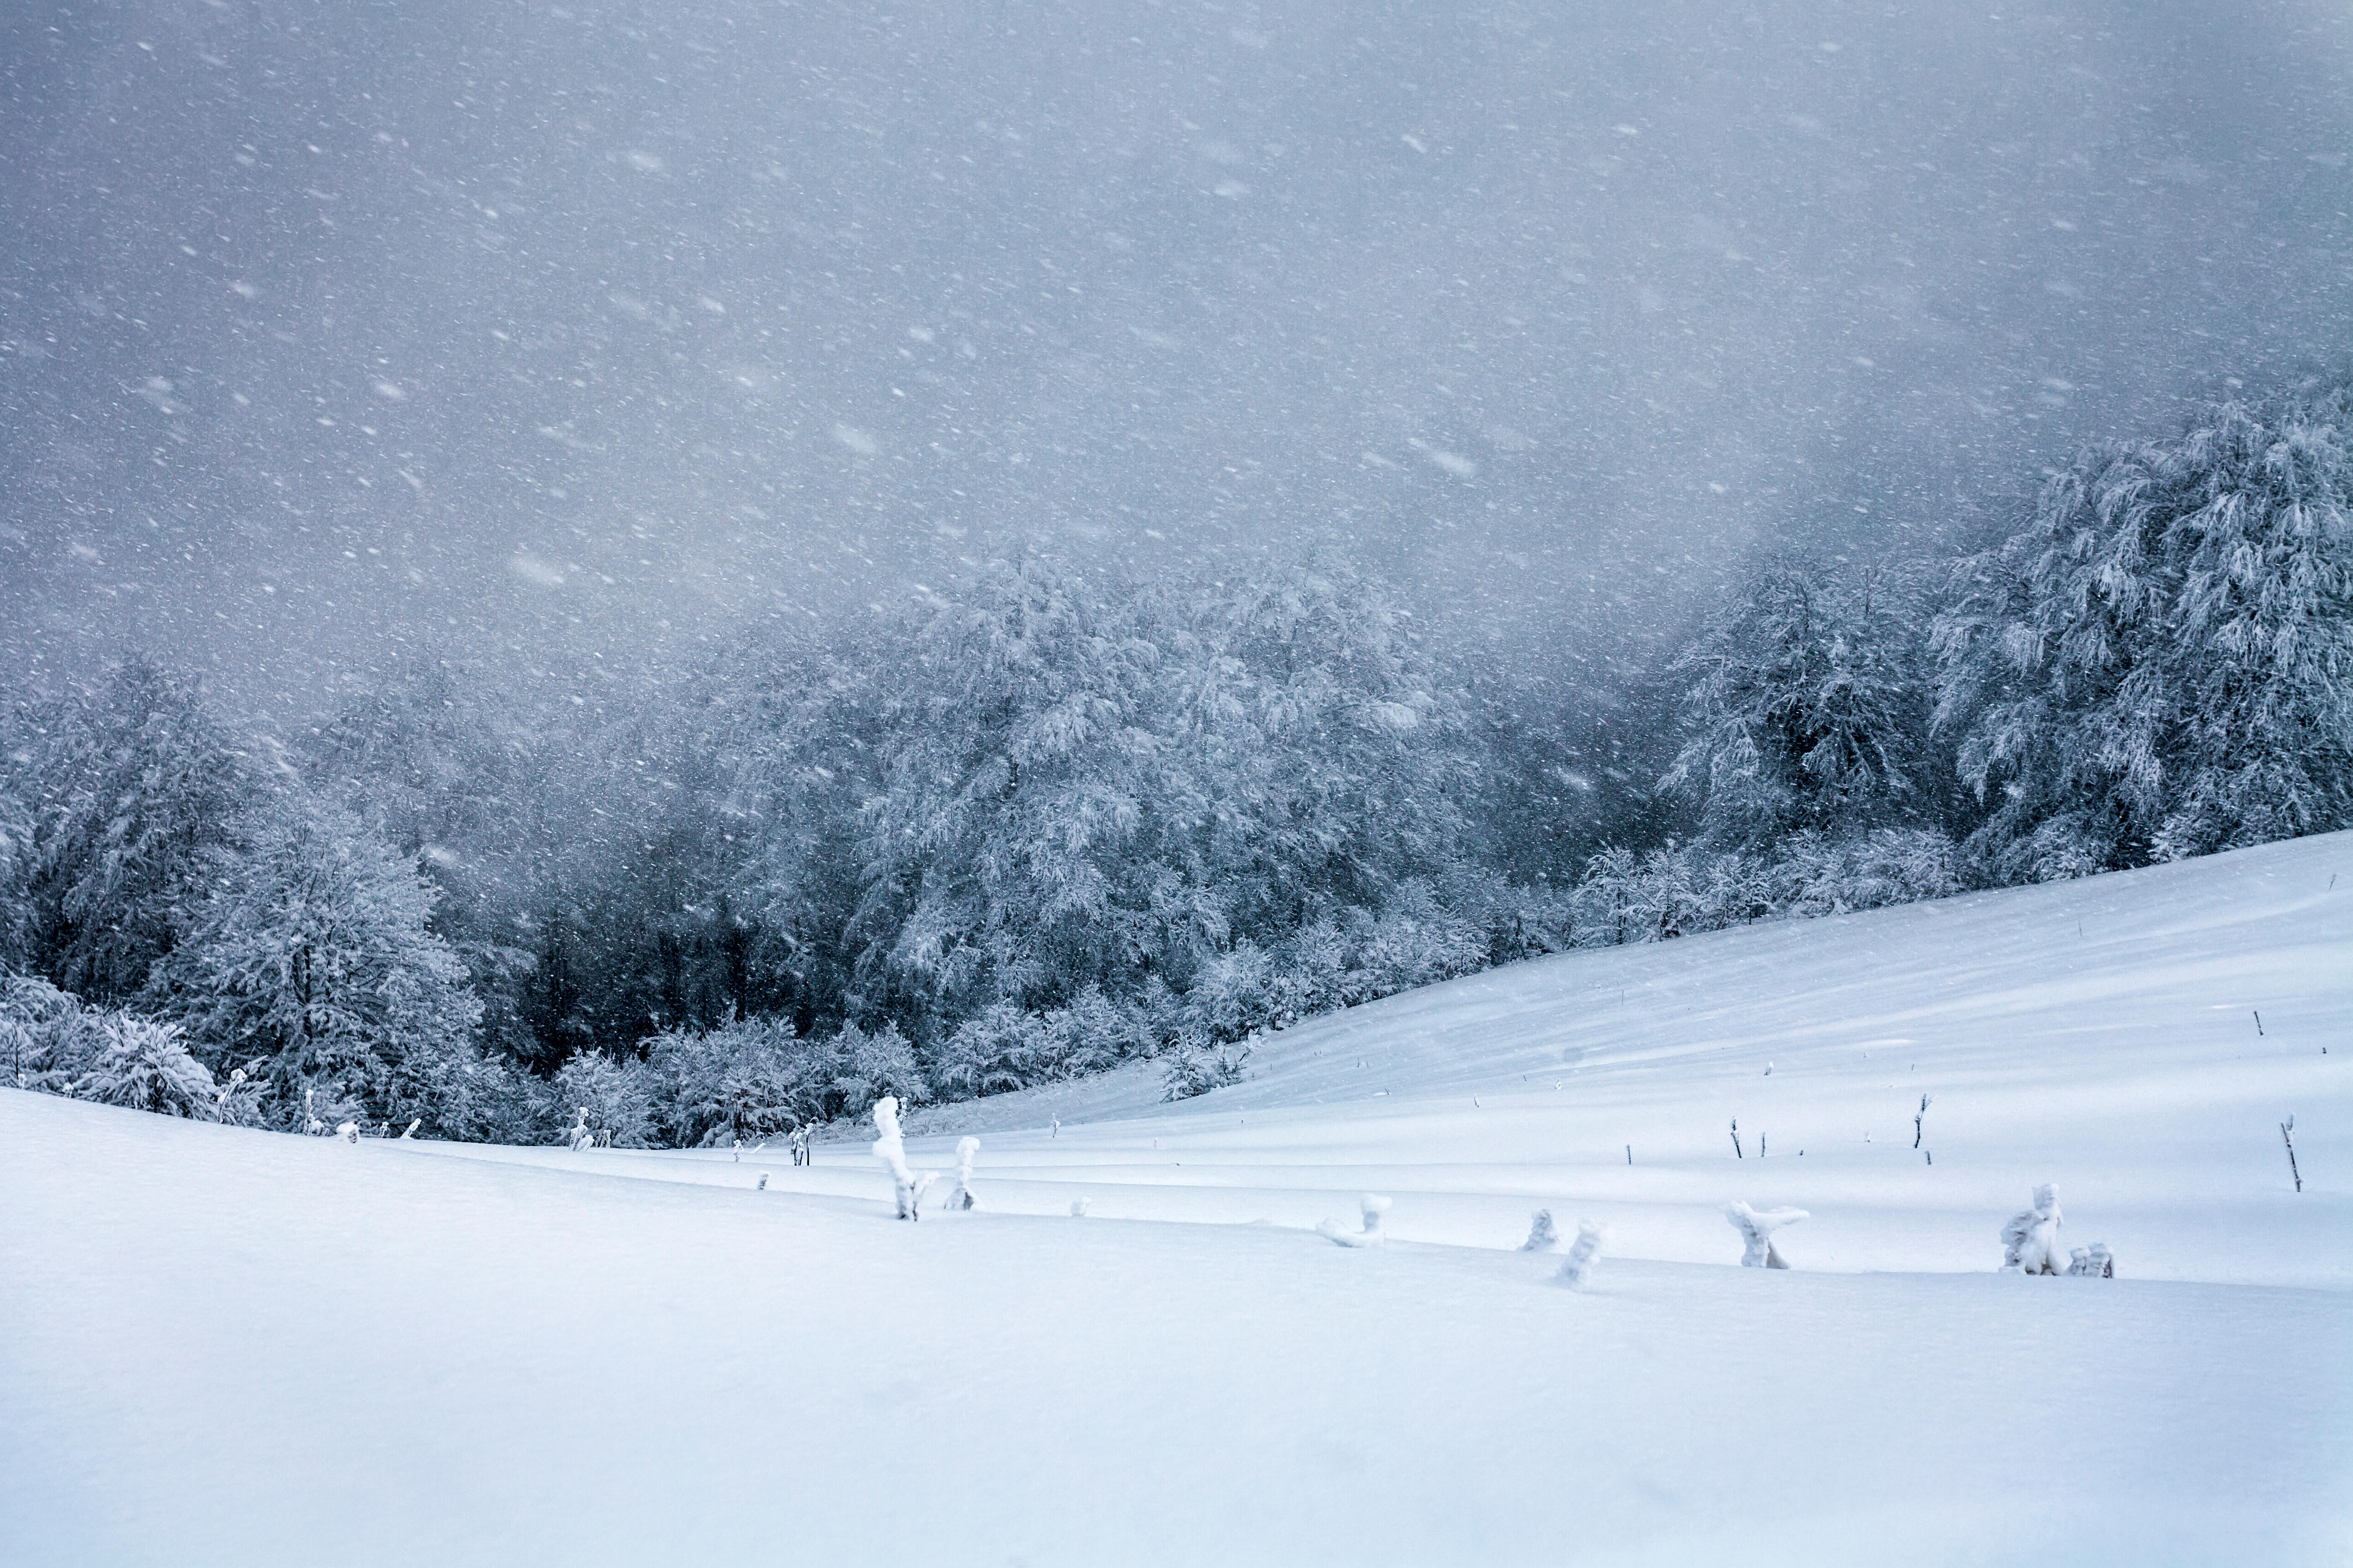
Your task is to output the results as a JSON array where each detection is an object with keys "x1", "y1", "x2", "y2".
[
  {"x1": 487, "y1": 830, "x2": 2352, "y2": 1286},
  {"x1": 5, "y1": 836, "x2": 2349, "y2": 1564}
]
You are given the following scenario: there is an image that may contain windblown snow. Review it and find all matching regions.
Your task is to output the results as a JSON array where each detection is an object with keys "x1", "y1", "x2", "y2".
[{"x1": 5, "y1": 836, "x2": 2348, "y2": 1565}]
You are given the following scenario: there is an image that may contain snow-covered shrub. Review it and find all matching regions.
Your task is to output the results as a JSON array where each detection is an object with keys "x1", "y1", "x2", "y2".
[
  {"x1": 1161, "y1": 1040, "x2": 1250, "y2": 1101},
  {"x1": 829, "y1": 1021, "x2": 927, "y2": 1119},
  {"x1": 2066, "y1": 1243, "x2": 2115, "y2": 1279},
  {"x1": 2000, "y1": 1184, "x2": 2065, "y2": 1274},
  {"x1": 1764, "y1": 828, "x2": 1963, "y2": 917},
  {"x1": 1318, "y1": 1193, "x2": 1390, "y2": 1248},
  {"x1": 1519, "y1": 1210, "x2": 1560, "y2": 1252},
  {"x1": 552, "y1": 1052, "x2": 657, "y2": 1149},
  {"x1": 869, "y1": 1095, "x2": 934, "y2": 1220},
  {"x1": 1557, "y1": 1219, "x2": 1611, "y2": 1288},
  {"x1": 645, "y1": 1013, "x2": 814, "y2": 1148},
  {"x1": 72, "y1": 1011, "x2": 220, "y2": 1119},
  {"x1": 1725, "y1": 1202, "x2": 1808, "y2": 1269},
  {"x1": 951, "y1": 1135, "x2": 980, "y2": 1210},
  {"x1": 1, "y1": 973, "x2": 105, "y2": 1093}
]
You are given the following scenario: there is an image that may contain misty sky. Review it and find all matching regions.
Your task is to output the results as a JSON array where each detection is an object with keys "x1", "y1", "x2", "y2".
[{"x1": 3, "y1": 0, "x2": 2348, "y2": 715}]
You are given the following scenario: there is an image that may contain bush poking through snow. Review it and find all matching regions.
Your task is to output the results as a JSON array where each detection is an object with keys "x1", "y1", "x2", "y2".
[
  {"x1": 1319, "y1": 1194, "x2": 1390, "y2": 1248},
  {"x1": 73, "y1": 1013, "x2": 220, "y2": 1120},
  {"x1": 1519, "y1": 1209, "x2": 1560, "y2": 1252},
  {"x1": 952, "y1": 1136, "x2": 981, "y2": 1211},
  {"x1": 870, "y1": 1096, "x2": 935, "y2": 1220},
  {"x1": 1725, "y1": 1202, "x2": 1808, "y2": 1268},
  {"x1": 1557, "y1": 1220, "x2": 1611, "y2": 1288},
  {"x1": 2066, "y1": 1243, "x2": 2115, "y2": 1278},
  {"x1": 1069, "y1": 1198, "x2": 1091, "y2": 1217},
  {"x1": 2000, "y1": 1184, "x2": 2064, "y2": 1274}
]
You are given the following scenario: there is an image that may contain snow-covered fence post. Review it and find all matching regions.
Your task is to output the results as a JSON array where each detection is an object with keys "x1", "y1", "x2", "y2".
[
  {"x1": 2281, "y1": 1117, "x2": 2302, "y2": 1193},
  {"x1": 1519, "y1": 1209, "x2": 1560, "y2": 1252},
  {"x1": 304, "y1": 1087, "x2": 325, "y2": 1137},
  {"x1": 1318, "y1": 1194, "x2": 1391, "y2": 1248},
  {"x1": 870, "y1": 1096, "x2": 935, "y2": 1220},
  {"x1": 1725, "y1": 1202, "x2": 1807, "y2": 1268},
  {"x1": 951, "y1": 1136, "x2": 981, "y2": 1210},
  {"x1": 2000, "y1": 1184, "x2": 2064, "y2": 1273},
  {"x1": 1557, "y1": 1220, "x2": 1611, "y2": 1288}
]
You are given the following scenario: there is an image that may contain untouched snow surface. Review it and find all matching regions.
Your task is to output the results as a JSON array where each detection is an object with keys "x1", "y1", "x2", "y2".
[{"x1": 6, "y1": 836, "x2": 2351, "y2": 1563}]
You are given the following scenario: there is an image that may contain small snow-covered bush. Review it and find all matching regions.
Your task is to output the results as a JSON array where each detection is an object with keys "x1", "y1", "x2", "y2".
[
  {"x1": 74, "y1": 1012, "x2": 220, "y2": 1119},
  {"x1": 1162, "y1": 1041, "x2": 1250, "y2": 1101},
  {"x1": 1318, "y1": 1193, "x2": 1390, "y2": 1248},
  {"x1": 2066, "y1": 1243, "x2": 2115, "y2": 1279},
  {"x1": 2000, "y1": 1184, "x2": 2066, "y2": 1274},
  {"x1": 1519, "y1": 1210, "x2": 1560, "y2": 1252},
  {"x1": 870, "y1": 1095, "x2": 934, "y2": 1220},
  {"x1": 1, "y1": 973, "x2": 106, "y2": 1093},
  {"x1": 4, "y1": 975, "x2": 226, "y2": 1120},
  {"x1": 1557, "y1": 1220, "x2": 1611, "y2": 1289},
  {"x1": 951, "y1": 1135, "x2": 981, "y2": 1211},
  {"x1": 552, "y1": 1052, "x2": 657, "y2": 1148},
  {"x1": 1725, "y1": 1202, "x2": 1808, "y2": 1269}
]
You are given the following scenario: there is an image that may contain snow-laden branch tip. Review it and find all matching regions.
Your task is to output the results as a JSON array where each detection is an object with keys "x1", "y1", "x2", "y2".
[
  {"x1": 1318, "y1": 1194, "x2": 1390, "y2": 1248},
  {"x1": 1519, "y1": 1209, "x2": 1560, "y2": 1252},
  {"x1": 1725, "y1": 1202, "x2": 1807, "y2": 1268},
  {"x1": 1557, "y1": 1220, "x2": 1611, "y2": 1288}
]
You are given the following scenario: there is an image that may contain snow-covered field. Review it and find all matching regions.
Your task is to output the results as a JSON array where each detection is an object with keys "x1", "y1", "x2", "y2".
[{"x1": 6, "y1": 836, "x2": 2350, "y2": 1564}]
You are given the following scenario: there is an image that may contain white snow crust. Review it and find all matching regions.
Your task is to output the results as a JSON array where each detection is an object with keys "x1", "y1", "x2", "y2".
[{"x1": 4, "y1": 834, "x2": 2349, "y2": 1563}]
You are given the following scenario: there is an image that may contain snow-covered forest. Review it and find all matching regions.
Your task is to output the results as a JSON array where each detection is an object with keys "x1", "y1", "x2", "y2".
[{"x1": 7, "y1": 371, "x2": 2348, "y2": 1144}]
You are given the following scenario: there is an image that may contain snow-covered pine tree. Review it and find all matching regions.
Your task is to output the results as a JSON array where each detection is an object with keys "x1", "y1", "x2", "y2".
[{"x1": 145, "y1": 794, "x2": 483, "y2": 1134}]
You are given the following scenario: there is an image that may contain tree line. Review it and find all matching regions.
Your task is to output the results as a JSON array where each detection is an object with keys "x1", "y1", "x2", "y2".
[{"x1": 4, "y1": 371, "x2": 2347, "y2": 1142}]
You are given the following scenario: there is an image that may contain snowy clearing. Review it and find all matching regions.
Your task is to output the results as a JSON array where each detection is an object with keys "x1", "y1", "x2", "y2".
[{"x1": 6, "y1": 834, "x2": 2351, "y2": 1563}]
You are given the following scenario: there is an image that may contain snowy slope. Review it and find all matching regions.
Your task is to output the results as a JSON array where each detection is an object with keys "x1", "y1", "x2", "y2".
[
  {"x1": 5, "y1": 836, "x2": 2350, "y2": 1564},
  {"x1": 3, "y1": 1088, "x2": 2347, "y2": 1567},
  {"x1": 496, "y1": 832, "x2": 2353, "y2": 1286}
]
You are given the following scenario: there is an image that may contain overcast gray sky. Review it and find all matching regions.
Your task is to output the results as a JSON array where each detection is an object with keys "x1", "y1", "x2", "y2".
[{"x1": 4, "y1": 0, "x2": 2348, "y2": 717}]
